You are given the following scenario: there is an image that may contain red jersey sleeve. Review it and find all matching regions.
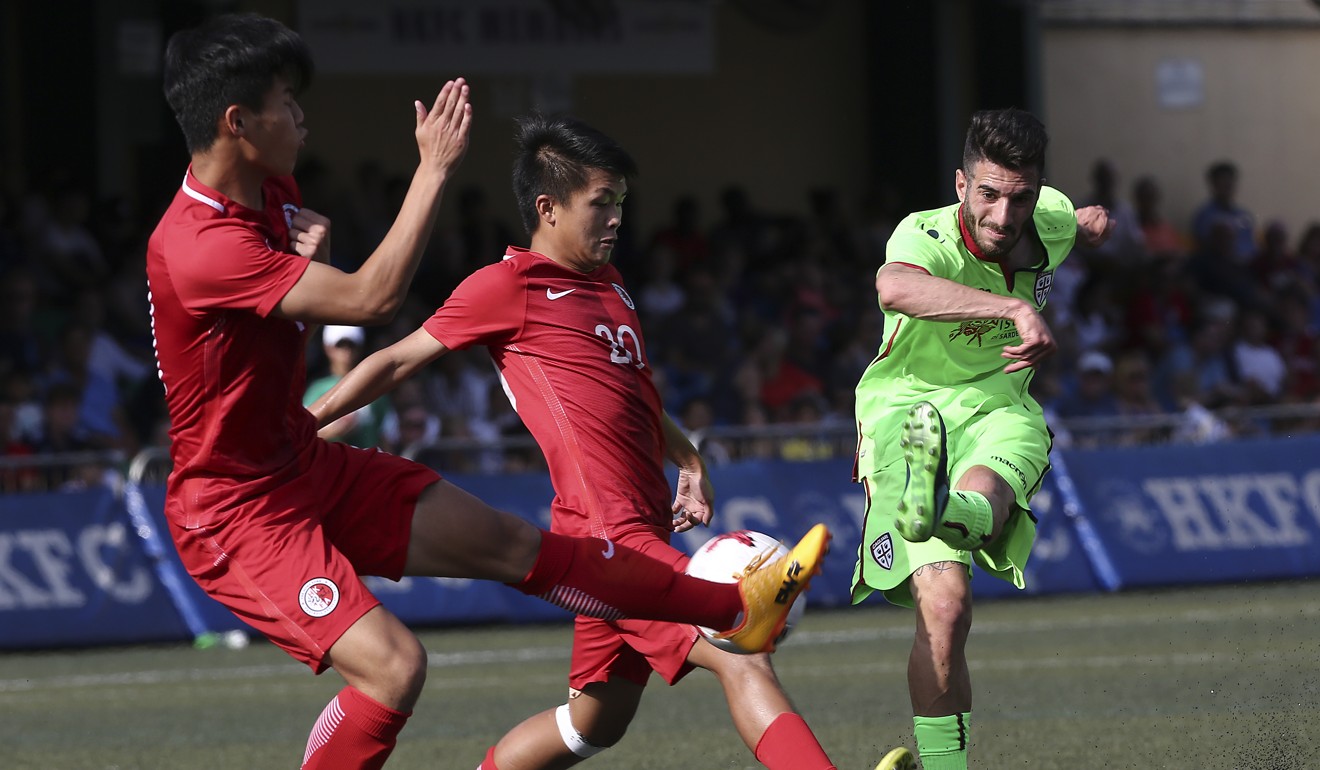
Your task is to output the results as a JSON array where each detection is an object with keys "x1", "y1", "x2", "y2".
[
  {"x1": 423, "y1": 260, "x2": 526, "y2": 350},
  {"x1": 169, "y1": 176, "x2": 309, "y2": 318}
]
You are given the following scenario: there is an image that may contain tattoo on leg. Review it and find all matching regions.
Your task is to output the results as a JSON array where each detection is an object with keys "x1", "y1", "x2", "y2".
[{"x1": 912, "y1": 561, "x2": 960, "y2": 577}]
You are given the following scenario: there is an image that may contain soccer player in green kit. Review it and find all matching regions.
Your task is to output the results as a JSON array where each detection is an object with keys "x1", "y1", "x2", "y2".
[{"x1": 851, "y1": 108, "x2": 1113, "y2": 770}]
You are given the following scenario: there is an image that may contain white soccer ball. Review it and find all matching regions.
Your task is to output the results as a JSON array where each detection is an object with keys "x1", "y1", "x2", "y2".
[{"x1": 685, "y1": 529, "x2": 807, "y2": 654}]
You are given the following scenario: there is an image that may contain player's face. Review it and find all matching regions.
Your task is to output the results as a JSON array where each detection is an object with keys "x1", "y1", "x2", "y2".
[
  {"x1": 956, "y1": 160, "x2": 1041, "y2": 259},
  {"x1": 241, "y1": 75, "x2": 307, "y2": 177},
  {"x1": 548, "y1": 169, "x2": 627, "y2": 272}
]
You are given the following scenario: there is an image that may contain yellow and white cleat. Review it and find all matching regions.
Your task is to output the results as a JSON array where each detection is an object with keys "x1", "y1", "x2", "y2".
[{"x1": 717, "y1": 523, "x2": 831, "y2": 654}]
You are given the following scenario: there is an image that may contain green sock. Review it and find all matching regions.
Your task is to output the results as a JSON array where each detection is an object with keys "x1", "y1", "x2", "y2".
[
  {"x1": 913, "y1": 713, "x2": 970, "y2": 770},
  {"x1": 935, "y1": 490, "x2": 994, "y2": 550}
]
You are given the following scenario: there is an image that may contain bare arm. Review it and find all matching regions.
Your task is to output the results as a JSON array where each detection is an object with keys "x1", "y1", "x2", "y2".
[
  {"x1": 661, "y1": 411, "x2": 714, "y2": 532},
  {"x1": 877, "y1": 262, "x2": 1055, "y2": 373},
  {"x1": 275, "y1": 80, "x2": 473, "y2": 325},
  {"x1": 309, "y1": 327, "x2": 450, "y2": 430}
]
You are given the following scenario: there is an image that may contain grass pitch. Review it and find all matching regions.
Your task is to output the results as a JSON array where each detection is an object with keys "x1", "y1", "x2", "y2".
[{"x1": 2, "y1": 580, "x2": 1317, "y2": 769}]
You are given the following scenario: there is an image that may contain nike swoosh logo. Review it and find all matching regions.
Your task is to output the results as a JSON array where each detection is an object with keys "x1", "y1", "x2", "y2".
[
  {"x1": 547, "y1": 288, "x2": 576, "y2": 300},
  {"x1": 601, "y1": 538, "x2": 615, "y2": 559}
]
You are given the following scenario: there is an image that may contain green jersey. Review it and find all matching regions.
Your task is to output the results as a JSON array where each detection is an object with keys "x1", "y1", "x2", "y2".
[{"x1": 855, "y1": 186, "x2": 1076, "y2": 437}]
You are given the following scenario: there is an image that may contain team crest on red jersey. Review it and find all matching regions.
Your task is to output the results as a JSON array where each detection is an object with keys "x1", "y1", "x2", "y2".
[
  {"x1": 1034, "y1": 272, "x2": 1054, "y2": 307},
  {"x1": 612, "y1": 283, "x2": 635, "y2": 310},
  {"x1": 298, "y1": 577, "x2": 340, "y2": 618}
]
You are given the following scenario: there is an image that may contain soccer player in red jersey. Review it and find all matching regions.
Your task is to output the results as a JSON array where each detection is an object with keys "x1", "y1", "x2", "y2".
[
  {"x1": 311, "y1": 114, "x2": 841, "y2": 770},
  {"x1": 148, "y1": 14, "x2": 827, "y2": 770}
]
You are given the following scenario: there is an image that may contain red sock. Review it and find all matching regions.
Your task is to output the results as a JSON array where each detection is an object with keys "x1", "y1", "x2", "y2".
[
  {"x1": 476, "y1": 745, "x2": 500, "y2": 770},
  {"x1": 512, "y1": 530, "x2": 742, "y2": 630},
  {"x1": 301, "y1": 685, "x2": 410, "y2": 770},
  {"x1": 753, "y1": 712, "x2": 836, "y2": 770}
]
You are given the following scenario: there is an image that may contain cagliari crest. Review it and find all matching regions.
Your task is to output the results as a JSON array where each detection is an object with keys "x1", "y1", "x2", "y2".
[{"x1": 1034, "y1": 271, "x2": 1053, "y2": 306}]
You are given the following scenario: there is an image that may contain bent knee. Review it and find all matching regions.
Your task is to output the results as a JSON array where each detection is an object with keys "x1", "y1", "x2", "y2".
[
  {"x1": 563, "y1": 704, "x2": 627, "y2": 751},
  {"x1": 368, "y1": 633, "x2": 428, "y2": 702}
]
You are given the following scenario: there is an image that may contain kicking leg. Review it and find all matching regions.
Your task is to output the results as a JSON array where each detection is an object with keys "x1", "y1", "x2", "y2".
[{"x1": 403, "y1": 480, "x2": 828, "y2": 653}]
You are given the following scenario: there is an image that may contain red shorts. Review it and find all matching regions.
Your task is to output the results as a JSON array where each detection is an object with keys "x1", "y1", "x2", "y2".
[
  {"x1": 166, "y1": 440, "x2": 440, "y2": 672},
  {"x1": 568, "y1": 525, "x2": 701, "y2": 690}
]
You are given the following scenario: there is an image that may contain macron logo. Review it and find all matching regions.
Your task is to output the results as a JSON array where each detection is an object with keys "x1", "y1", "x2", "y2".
[
  {"x1": 547, "y1": 288, "x2": 576, "y2": 300},
  {"x1": 601, "y1": 538, "x2": 615, "y2": 560}
]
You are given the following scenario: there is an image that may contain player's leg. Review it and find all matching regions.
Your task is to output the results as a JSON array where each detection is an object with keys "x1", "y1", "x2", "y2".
[
  {"x1": 896, "y1": 402, "x2": 1041, "y2": 552},
  {"x1": 687, "y1": 639, "x2": 837, "y2": 770},
  {"x1": 479, "y1": 613, "x2": 652, "y2": 770},
  {"x1": 404, "y1": 479, "x2": 829, "y2": 652},
  {"x1": 302, "y1": 606, "x2": 426, "y2": 770},
  {"x1": 906, "y1": 560, "x2": 973, "y2": 770},
  {"x1": 479, "y1": 680, "x2": 646, "y2": 770}
]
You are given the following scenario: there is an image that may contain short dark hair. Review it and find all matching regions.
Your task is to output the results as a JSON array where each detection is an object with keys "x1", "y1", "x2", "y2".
[
  {"x1": 962, "y1": 108, "x2": 1048, "y2": 177},
  {"x1": 511, "y1": 114, "x2": 638, "y2": 235},
  {"x1": 1206, "y1": 160, "x2": 1237, "y2": 183},
  {"x1": 163, "y1": 13, "x2": 313, "y2": 154}
]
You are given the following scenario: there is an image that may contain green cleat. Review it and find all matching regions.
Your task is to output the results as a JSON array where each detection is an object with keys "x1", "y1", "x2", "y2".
[
  {"x1": 874, "y1": 746, "x2": 916, "y2": 770},
  {"x1": 895, "y1": 401, "x2": 949, "y2": 543}
]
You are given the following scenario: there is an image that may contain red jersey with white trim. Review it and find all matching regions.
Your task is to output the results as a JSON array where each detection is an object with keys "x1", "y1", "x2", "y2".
[
  {"x1": 423, "y1": 246, "x2": 669, "y2": 537},
  {"x1": 146, "y1": 169, "x2": 314, "y2": 514}
]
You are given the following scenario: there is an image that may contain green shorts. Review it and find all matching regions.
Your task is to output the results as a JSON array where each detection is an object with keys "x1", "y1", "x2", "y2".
[{"x1": 850, "y1": 402, "x2": 1050, "y2": 608}]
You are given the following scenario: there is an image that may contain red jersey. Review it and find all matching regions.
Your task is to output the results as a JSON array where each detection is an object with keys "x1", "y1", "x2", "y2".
[
  {"x1": 423, "y1": 247, "x2": 670, "y2": 538},
  {"x1": 146, "y1": 170, "x2": 314, "y2": 521}
]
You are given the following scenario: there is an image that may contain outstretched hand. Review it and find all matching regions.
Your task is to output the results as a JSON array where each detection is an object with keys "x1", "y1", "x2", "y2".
[{"x1": 415, "y1": 79, "x2": 472, "y2": 175}]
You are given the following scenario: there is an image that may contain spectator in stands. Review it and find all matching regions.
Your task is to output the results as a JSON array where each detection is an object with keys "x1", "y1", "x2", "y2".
[
  {"x1": 305, "y1": 325, "x2": 388, "y2": 448},
  {"x1": 1271, "y1": 287, "x2": 1319, "y2": 402},
  {"x1": 1121, "y1": 249, "x2": 1194, "y2": 368},
  {"x1": 33, "y1": 381, "x2": 110, "y2": 490},
  {"x1": 1164, "y1": 300, "x2": 1246, "y2": 410},
  {"x1": 1065, "y1": 274, "x2": 1122, "y2": 357},
  {"x1": 1132, "y1": 175, "x2": 1188, "y2": 263},
  {"x1": 0, "y1": 267, "x2": 44, "y2": 378},
  {"x1": 1190, "y1": 160, "x2": 1255, "y2": 263},
  {"x1": 1111, "y1": 350, "x2": 1167, "y2": 445},
  {"x1": 33, "y1": 183, "x2": 113, "y2": 307},
  {"x1": 677, "y1": 395, "x2": 732, "y2": 466},
  {"x1": 1077, "y1": 158, "x2": 1144, "y2": 265},
  {"x1": 378, "y1": 378, "x2": 440, "y2": 457},
  {"x1": 451, "y1": 184, "x2": 515, "y2": 274},
  {"x1": 1250, "y1": 219, "x2": 1299, "y2": 296},
  {"x1": 76, "y1": 287, "x2": 152, "y2": 396},
  {"x1": 1295, "y1": 222, "x2": 1320, "y2": 282},
  {"x1": 1187, "y1": 216, "x2": 1266, "y2": 313},
  {"x1": 709, "y1": 184, "x2": 771, "y2": 262},
  {"x1": 745, "y1": 326, "x2": 824, "y2": 422},
  {"x1": 778, "y1": 393, "x2": 836, "y2": 462},
  {"x1": 736, "y1": 401, "x2": 777, "y2": 461},
  {"x1": 43, "y1": 321, "x2": 134, "y2": 453},
  {"x1": 651, "y1": 194, "x2": 709, "y2": 271},
  {"x1": 803, "y1": 186, "x2": 862, "y2": 269},
  {"x1": 1052, "y1": 350, "x2": 1119, "y2": 424},
  {"x1": 425, "y1": 347, "x2": 496, "y2": 433},
  {"x1": 0, "y1": 390, "x2": 39, "y2": 492},
  {"x1": 1, "y1": 368, "x2": 42, "y2": 444},
  {"x1": 635, "y1": 243, "x2": 687, "y2": 327},
  {"x1": 1232, "y1": 308, "x2": 1287, "y2": 404}
]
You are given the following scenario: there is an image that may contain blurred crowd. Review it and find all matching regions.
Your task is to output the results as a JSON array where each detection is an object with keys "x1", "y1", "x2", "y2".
[{"x1": 3, "y1": 155, "x2": 1320, "y2": 489}]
